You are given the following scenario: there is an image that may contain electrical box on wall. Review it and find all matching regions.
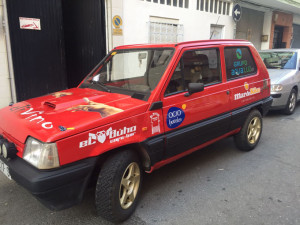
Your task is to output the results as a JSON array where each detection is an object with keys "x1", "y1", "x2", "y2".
[{"x1": 261, "y1": 35, "x2": 268, "y2": 42}]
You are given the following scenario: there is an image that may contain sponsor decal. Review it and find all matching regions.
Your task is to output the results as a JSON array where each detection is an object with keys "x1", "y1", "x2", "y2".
[
  {"x1": 231, "y1": 48, "x2": 255, "y2": 76},
  {"x1": 244, "y1": 82, "x2": 249, "y2": 90},
  {"x1": 20, "y1": 108, "x2": 53, "y2": 129},
  {"x1": 58, "y1": 126, "x2": 74, "y2": 131},
  {"x1": 79, "y1": 126, "x2": 136, "y2": 148},
  {"x1": 10, "y1": 104, "x2": 31, "y2": 112},
  {"x1": 167, "y1": 107, "x2": 185, "y2": 129},
  {"x1": 10, "y1": 105, "x2": 53, "y2": 129},
  {"x1": 52, "y1": 92, "x2": 73, "y2": 98},
  {"x1": 150, "y1": 112, "x2": 160, "y2": 134},
  {"x1": 67, "y1": 98, "x2": 123, "y2": 118},
  {"x1": 234, "y1": 82, "x2": 261, "y2": 100},
  {"x1": 236, "y1": 48, "x2": 242, "y2": 60}
]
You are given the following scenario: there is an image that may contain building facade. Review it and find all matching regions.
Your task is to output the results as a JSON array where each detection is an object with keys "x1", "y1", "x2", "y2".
[
  {"x1": 0, "y1": 0, "x2": 14, "y2": 108},
  {"x1": 1, "y1": 0, "x2": 300, "y2": 107}
]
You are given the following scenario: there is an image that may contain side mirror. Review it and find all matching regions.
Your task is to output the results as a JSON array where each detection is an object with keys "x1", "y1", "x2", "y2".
[{"x1": 184, "y1": 83, "x2": 204, "y2": 97}]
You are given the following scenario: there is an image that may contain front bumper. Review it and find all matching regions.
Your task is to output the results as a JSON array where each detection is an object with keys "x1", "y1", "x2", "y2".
[
  {"x1": 1, "y1": 155, "x2": 97, "y2": 210},
  {"x1": 270, "y1": 91, "x2": 290, "y2": 110}
]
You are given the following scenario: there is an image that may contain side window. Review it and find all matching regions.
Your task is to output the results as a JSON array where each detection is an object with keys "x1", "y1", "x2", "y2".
[
  {"x1": 224, "y1": 47, "x2": 257, "y2": 80},
  {"x1": 165, "y1": 61, "x2": 184, "y2": 95},
  {"x1": 165, "y1": 48, "x2": 221, "y2": 95}
]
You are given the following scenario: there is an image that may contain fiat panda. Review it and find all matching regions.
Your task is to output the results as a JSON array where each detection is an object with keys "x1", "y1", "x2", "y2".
[{"x1": 0, "y1": 40, "x2": 272, "y2": 222}]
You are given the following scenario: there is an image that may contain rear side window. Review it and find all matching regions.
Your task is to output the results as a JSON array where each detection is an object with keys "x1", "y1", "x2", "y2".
[{"x1": 224, "y1": 47, "x2": 257, "y2": 80}]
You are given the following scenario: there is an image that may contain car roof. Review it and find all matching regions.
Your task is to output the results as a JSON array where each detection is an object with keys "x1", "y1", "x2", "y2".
[
  {"x1": 114, "y1": 39, "x2": 252, "y2": 50},
  {"x1": 259, "y1": 48, "x2": 300, "y2": 53}
]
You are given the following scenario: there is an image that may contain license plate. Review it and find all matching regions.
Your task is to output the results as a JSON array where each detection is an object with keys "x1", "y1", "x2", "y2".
[{"x1": 0, "y1": 158, "x2": 11, "y2": 180}]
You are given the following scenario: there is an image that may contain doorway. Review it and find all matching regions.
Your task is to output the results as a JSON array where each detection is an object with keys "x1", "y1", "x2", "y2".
[
  {"x1": 62, "y1": 0, "x2": 106, "y2": 88},
  {"x1": 273, "y1": 26, "x2": 285, "y2": 49},
  {"x1": 6, "y1": 0, "x2": 106, "y2": 102}
]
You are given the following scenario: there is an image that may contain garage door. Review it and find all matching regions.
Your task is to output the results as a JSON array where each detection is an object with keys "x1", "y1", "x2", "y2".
[
  {"x1": 236, "y1": 7, "x2": 264, "y2": 50},
  {"x1": 292, "y1": 24, "x2": 300, "y2": 48}
]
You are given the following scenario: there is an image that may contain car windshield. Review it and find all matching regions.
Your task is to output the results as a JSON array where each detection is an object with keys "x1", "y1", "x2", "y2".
[
  {"x1": 80, "y1": 48, "x2": 174, "y2": 100},
  {"x1": 259, "y1": 51, "x2": 297, "y2": 69}
]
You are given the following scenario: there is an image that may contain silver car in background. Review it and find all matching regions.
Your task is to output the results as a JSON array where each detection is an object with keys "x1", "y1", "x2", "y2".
[{"x1": 259, "y1": 49, "x2": 300, "y2": 115}]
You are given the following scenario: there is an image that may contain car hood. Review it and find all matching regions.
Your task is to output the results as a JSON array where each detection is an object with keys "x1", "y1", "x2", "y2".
[
  {"x1": 0, "y1": 88, "x2": 149, "y2": 143},
  {"x1": 268, "y1": 69, "x2": 296, "y2": 84}
]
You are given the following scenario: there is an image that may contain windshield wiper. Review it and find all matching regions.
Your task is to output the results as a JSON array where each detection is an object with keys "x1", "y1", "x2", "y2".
[{"x1": 91, "y1": 80, "x2": 111, "y2": 93}]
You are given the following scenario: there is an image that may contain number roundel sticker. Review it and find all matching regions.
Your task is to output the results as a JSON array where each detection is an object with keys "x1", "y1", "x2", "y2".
[{"x1": 167, "y1": 107, "x2": 185, "y2": 129}]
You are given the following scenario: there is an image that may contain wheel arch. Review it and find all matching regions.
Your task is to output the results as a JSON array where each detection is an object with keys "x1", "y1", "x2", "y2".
[
  {"x1": 89, "y1": 143, "x2": 151, "y2": 185},
  {"x1": 292, "y1": 85, "x2": 298, "y2": 94},
  {"x1": 253, "y1": 105, "x2": 263, "y2": 116}
]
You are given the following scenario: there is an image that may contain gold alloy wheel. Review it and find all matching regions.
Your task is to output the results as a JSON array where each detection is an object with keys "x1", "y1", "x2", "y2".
[
  {"x1": 119, "y1": 162, "x2": 141, "y2": 209},
  {"x1": 247, "y1": 116, "x2": 261, "y2": 144}
]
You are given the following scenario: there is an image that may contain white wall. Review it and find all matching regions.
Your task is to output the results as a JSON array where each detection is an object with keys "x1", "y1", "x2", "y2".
[
  {"x1": 0, "y1": 0, "x2": 12, "y2": 108},
  {"x1": 110, "y1": 0, "x2": 234, "y2": 47},
  {"x1": 111, "y1": 0, "x2": 124, "y2": 48}
]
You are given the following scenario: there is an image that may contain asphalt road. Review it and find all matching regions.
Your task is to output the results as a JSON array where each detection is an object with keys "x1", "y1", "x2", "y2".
[{"x1": 1, "y1": 106, "x2": 300, "y2": 225}]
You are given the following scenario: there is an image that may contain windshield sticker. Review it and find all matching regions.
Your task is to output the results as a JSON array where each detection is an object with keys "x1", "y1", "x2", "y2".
[
  {"x1": 231, "y1": 48, "x2": 255, "y2": 76},
  {"x1": 79, "y1": 126, "x2": 136, "y2": 148},
  {"x1": 234, "y1": 82, "x2": 261, "y2": 100},
  {"x1": 167, "y1": 107, "x2": 185, "y2": 129},
  {"x1": 150, "y1": 112, "x2": 161, "y2": 134},
  {"x1": 67, "y1": 97, "x2": 123, "y2": 117},
  {"x1": 52, "y1": 92, "x2": 73, "y2": 98}
]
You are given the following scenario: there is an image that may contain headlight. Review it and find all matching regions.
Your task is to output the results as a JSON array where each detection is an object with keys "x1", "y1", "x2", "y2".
[
  {"x1": 23, "y1": 137, "x2": 60, "y2": 169},
  {"x1": 271, "y1": 84, "x2": 283, "y2": 92}
]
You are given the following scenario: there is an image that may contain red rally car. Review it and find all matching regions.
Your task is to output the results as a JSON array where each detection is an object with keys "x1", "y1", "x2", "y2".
[{"x1": 0, "y1": 40, "x2": 272, "y2": 222}]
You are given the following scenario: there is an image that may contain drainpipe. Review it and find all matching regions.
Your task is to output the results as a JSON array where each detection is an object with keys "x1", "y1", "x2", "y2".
[
  {"x1": 2, "y1": 0, "x2": 17, "y2": 103},
  {"x1": 105, "y1": 0, "x2": 113, "y2": 53}
]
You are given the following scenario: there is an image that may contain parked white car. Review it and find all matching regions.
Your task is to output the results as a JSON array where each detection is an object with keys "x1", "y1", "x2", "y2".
[{"x1": 259, "y1": 49, "x2": 300, "y2": 115}]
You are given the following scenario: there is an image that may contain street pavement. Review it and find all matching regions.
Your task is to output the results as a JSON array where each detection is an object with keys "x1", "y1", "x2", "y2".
[{"x1": 1, "y1": 105, "x2": 300, "y2": 225}]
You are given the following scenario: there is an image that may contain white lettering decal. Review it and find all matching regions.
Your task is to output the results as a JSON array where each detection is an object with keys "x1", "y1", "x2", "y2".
[
  {"x1": 79, "y1": 140, "x2": 88, "y2": 148},
  {"x1": 20, "y1": 108, "x2": 44, "y2": 115},
  {"x1": 41, "y1": 122, "x2": 53, "y2": 129},
  {"x1": 19, "y1": 107, "x2": 53, "y2": 129},
  {"x1": 79, "y1": 125, "x2": 137, "y2": 148},
  {"x1": 234, "y1": 87, "x2": 261, "y2": 100},
  {"x1": 168, "y1": 110, "x2": 182, "y2": 118},
  {"x1": 29, "y1": 116, "x2": 45, "y2": 123}
]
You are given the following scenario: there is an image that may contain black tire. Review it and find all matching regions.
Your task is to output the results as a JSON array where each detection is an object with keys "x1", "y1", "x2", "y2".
[
  {"x1": 234, "y1": 109, "x2": 263, "y2": 151},
  {"x1": 283, "y1": 89, "x2": 297, "y2": 115},
  {"x1": 95, "y1": 150, "x2": 143, "y2": 223}
]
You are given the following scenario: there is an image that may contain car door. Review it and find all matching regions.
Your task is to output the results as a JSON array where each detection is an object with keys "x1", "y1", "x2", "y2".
[
  {"x1": 224, "y1": 45, "x2": 265, "y2": 130},
  {"x1": 296, "y1": 51, "x2": 300, "y2": 100},
  {"x1": 161, "y1": 46, "x2": 231, "y2": 159}
]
